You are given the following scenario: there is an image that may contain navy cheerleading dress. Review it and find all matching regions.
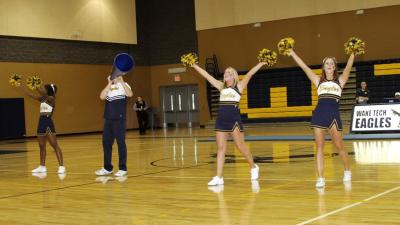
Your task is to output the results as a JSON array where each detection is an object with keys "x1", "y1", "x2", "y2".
[
  {"x1": 311, "y1": 80, "x2": 343, "y2": 131},
  {"x1": 37, "y1": 99, "x2": 56, "y2": 136},
  {"x1": 215, "y1": 86, "x2": 244, "y2": 132}
]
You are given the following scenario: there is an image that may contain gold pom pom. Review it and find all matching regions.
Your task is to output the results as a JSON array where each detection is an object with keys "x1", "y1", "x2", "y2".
[
  {"x1": 26, "y1": 75, "x2": 42, "y2": 90},
  {"x1": 9, "y1": 74, "x2": 22, "y2": 87},
  {"x1": 257, "y1": 48, "x2": 277, "y2": 67},
  {"x1": 344, "y1": 37, "x2": 365, "y2": 56},
  {"x1": 180, "y1": 53, "x2": 198, "y2": 67},
  {"x1": 277, "y1": 37, "x2": 295, "y2": 56}
]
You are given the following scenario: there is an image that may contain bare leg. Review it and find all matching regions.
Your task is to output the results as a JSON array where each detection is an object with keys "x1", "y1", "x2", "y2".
[
  {"x1": 37, "y1": 136, "x2": 47, "y2": 166},
  {"x1": 231, "y1": 128, "x2": 255, "y2": 168},
  {"x1": 329, "y1": 127, "x2": 350, "y2": 171},
  {"x1": 47, "y1": 133, "x2": 64, "y2": 166},
  {"x1": 313, "y1": 128, "x2": 326, "y2": 178},
  {"x1": 216, "y1": 132, "x2": 228, "y2": 177}
]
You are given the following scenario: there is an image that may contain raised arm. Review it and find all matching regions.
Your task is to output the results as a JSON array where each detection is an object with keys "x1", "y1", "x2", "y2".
[
  {"x1": 19, "y1": 85, "x2": 42, "y2": 101},
  {"x1": 192, "y1": 64, "x2": 223, "y2": 91},
  {"x1": 289, "y1": 49, "x2": 320, "y2": 87},
  {"x1": 237, "y1": 62, "x2": 266, "y2": 92},
  {"x1": 119, "y1": 76, "x2": 133, "y2": 98},
  {"x1": 122, "y1": 82, "x2": 133, "y2": 97},
  {"x1": 100, "y1": 77, "x2": 113, "y2": 100},
  {"x1": 339, "y1": 53, "x2": 355, "y2": 87}
]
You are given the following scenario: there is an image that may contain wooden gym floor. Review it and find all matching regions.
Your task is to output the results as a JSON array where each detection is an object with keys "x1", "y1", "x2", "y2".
[{"x1": 0, "y1": 124, "x2": 399, "y2": 225}]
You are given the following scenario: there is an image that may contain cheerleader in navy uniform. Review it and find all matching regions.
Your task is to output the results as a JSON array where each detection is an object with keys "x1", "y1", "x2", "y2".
[
  {"x1": 288, "y1": 49, "x2": 355, "y2": 188},
  {"x1": 192, "y1": 62, "x2": 266, "y2": 185},
  {"x1": 21, "y1": 84, "x2": 65, "y2": 174}
]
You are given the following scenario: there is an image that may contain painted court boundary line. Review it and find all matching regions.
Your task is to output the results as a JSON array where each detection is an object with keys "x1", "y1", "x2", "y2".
[
  {"x1": 296, "y1": 185, "x2": 400, "y2": 225},
  {"x1": 0, "y1": 163, "x2": 208, "y2": 200},
  {"x1": 199, "y1": 133, "x2": 400, "y2": 142}
]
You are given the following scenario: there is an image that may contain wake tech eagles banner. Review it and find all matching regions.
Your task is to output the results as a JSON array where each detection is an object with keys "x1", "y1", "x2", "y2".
[{"x1": 351, "y1": 103, "x2": 400, "y2": 132}]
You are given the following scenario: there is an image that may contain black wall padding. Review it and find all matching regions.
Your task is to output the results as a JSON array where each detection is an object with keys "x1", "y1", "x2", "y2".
[{"x1": 0, "y1": 98, "x2": 26, "y2": 139}]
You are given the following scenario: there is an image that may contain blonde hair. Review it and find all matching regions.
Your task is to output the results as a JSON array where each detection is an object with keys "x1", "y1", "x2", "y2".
[{"x1": 222, "y1": 67, "x2": 239, "y2": 89}]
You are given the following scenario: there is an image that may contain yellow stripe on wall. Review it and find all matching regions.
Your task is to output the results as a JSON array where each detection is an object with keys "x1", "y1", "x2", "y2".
[
  {"x1": 248, "y1": 111, "x2": 312, "y2": 118},
  {"x1": 271, "y1": 87, "x2": 287, "y2": 107},
  {"x1": 241, "y1": 106, "x2": 315, "y2": 114},
  {"x1": 374, "y1": 63, "x2": 400, "y2": 76},
  {"x1": 374, "y1": 69, "x2": 400, "y2": 76},
  {"x1": 374, "y1": 63, "x2": 400, "y2": 70}
]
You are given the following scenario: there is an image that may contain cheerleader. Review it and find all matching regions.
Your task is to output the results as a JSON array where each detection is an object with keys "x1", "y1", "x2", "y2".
[
  {"x1": 288, "y1": 49, "x2": 355, "y2": 188},
  {"x1": 21, "y1": 84, "x2": 65, "y2": 174},
  {"x1": 95, "y1": 76, "x2": 133, "y2": 177},
  {"x1": 192, "y1": 62, "x2": 266, "y2": 185}
]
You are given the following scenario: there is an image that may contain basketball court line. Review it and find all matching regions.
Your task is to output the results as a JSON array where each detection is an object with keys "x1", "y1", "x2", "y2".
[
  {"x1": 0, "y1": 163, "x2": 208, "y2": 200},
  {"x1": 295, "y1": 185, "x2": 400, "y2": 225},
  {"x1": 0, "y1": 142, "x2": 214, "y2": 200},
  {"x1": 199, "y1": 133, "x2": 400, "y2": 142}
]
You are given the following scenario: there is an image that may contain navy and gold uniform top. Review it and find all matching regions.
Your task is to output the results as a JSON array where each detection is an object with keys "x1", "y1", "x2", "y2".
[
  {"x1": 219, "y1": 86, "x2": 241, "y2": 104},
  {"x1": 40, "y1": 100, "x2": 54, "y2": 116},
  {"x1": 104, "y1": 82, "x2": 131, "y2": 120},
  {"x1": 317, "y1": 80, "x2": 342, "y2": 100}
]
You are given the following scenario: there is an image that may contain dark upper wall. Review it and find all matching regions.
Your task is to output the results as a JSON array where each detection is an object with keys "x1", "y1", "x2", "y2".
[
  {"x1": 0, "y1": 36, "x2": 140, "y2": 64},
  {"x1": 139, "y1": 0, "x2": 198, "y2": 65}
]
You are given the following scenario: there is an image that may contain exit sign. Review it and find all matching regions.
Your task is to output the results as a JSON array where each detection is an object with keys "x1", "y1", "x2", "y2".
[{"x1": 174, "y1": 74, "x2": 181, "y2": 82}]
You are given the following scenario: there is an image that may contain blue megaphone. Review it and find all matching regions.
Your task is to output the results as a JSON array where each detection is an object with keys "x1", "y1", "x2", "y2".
[{"x1": 110, "y1": 53, "x2": 135, "y2": 80}]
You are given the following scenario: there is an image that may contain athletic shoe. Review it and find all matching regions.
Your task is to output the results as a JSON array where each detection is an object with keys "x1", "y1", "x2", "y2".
[
  {"x1": 114, "y1": 170, "x2": 127, "y2": 177},
  {"x1": 95, "y1": 168, "x2": 113, "y2": 176},
  {"x1": 343, "y1": 170, "x2": 352, "y2": 182},
  {"x1": 208, "y1": 176, "x2": 224, "y2": 186},
  {"x1": 32, "y1": 166, "x2": 47, "y2": 173},
  {"x1": 315, "y1": 177, "x2": 325, "y2": 188},
  {"x1": 58, "y1": 166, "x2": 66, "y2": 174},
  {"x1": 251, "y1": 164, "x2": 259, "y2": 180}
]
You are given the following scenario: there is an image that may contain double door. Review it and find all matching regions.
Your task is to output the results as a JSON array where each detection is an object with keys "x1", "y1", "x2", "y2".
[{"x1": 161, "y1": 85, "x2": 199, "y2": 127}]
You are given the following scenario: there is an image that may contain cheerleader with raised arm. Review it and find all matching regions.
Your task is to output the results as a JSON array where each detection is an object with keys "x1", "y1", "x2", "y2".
[
  {"x1": 181, "y1": 50, "x2": 276, "y2": 185},
  {"x1": 279, "y1": 37, "x2": 364, "y2": 187},
  {"x1": 14, "y1": 77, "x2": 65, "y2": 174}
]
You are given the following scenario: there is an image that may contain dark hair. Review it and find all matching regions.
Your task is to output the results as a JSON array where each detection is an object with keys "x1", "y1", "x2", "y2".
[
  {"x1": 321, "y1": 57, "x2": 338, "y2": 82},
  {"x1": 44, "y1": 84, "x2": 57, "y2": 97}
]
